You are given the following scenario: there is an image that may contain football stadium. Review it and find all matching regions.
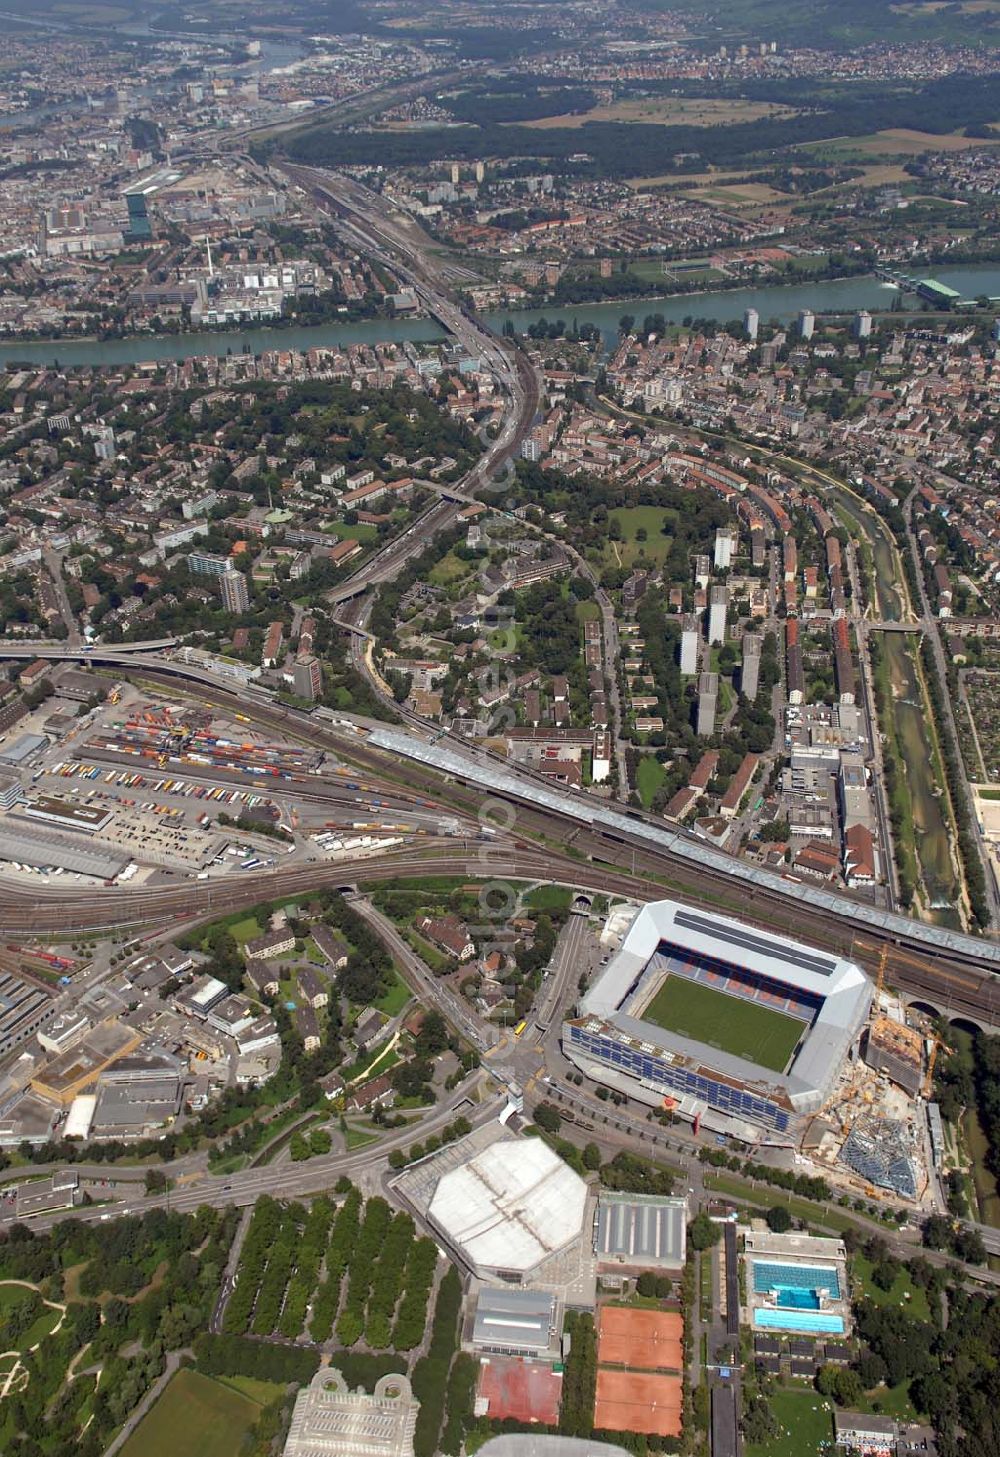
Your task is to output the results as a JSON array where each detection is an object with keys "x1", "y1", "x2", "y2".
[{"x1": 563, "y1": 899, "x2": 872, "y2": 1141}]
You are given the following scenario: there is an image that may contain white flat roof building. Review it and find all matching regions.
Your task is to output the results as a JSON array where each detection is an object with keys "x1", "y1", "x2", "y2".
[
  {"x1": 428, "y1": 1137, "x2": 587, "y2": 1281},
  {"x1": 282, "y1": 1369, "x2": 418, "y2": 1457}
]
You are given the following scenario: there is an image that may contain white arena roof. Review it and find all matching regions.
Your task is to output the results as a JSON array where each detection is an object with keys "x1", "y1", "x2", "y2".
[{"x1": 428, "y1": 1137, "x2": 587, "y2": 1275}]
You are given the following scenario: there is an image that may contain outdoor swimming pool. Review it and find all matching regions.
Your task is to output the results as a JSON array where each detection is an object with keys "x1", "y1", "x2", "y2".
[
  {"x1": 752, "y1": 1261, "x2": 841, "y2": 1300},
  {"x1": 753, "y1": 1307, "x2": 846, "y2": 1334}
]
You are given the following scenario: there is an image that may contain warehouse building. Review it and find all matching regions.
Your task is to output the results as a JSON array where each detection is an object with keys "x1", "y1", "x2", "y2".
[
  {"x1": 471, "y1": 1287, "x2": 559, "y2": 1359},
  {"x1": 594, "y1": 1192, "x2": 687, "y2": 1277},
  {"x1": 0, "y1": 968, "x2": 56, "y2": 1058}
]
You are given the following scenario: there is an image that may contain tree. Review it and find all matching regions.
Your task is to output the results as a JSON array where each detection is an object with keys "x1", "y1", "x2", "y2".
[
  {"x1": 922, "y1": 1213, "x2": 953, "y2": 1250},
  {"x1": 817, "y1": 1364, "x2": 864, "y2": 1406},
  {"x1": 765, "y1": 1204, "x2": 792, "y2": 1233},
  {"x1": 414, "y1": 1011, "x2": 449, "y2": 1059},
  {"x1": 953, "y1": 1226, "x2": 987, "y2": 1265},
  {"x1": 871, "y1": 1257, "x2": 902, "y2": 1292},
  {"x1": 532, "y1": 1102, "x2": 562, "y2": 1134},
  {"x1": 582, "y1": 1142, "x2": 601, "y2": 1172},
  {"x1": 688, "y1": 1213, "x2": 721, "y2": 1251}
]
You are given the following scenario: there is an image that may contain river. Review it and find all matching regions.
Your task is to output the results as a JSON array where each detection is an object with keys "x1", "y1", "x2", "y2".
[{"x1": 3, "y1": 263, "x2": 1000, "y2": 372}]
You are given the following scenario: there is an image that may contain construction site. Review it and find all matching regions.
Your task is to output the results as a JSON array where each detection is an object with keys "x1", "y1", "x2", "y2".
[{"x1": 800, "y1": 949, "x2": 945, "y2": 1207}]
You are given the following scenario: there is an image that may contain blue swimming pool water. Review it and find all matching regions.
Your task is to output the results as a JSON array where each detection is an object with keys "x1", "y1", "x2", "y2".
[
  {"x1": 775, "y1": 1288, "x2": 821, "y2": 1310},
  {"x1": 752, "y1": 1261, "x2": 841, "y2": 1300},
  {"x1": 753, "y1": 1308, "x2": 845, "y2": 1334}
]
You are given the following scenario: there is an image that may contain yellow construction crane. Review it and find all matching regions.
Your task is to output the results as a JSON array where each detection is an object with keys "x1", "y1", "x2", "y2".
[
  {"x1": 923, "y1": 1034, "x2": 943, "y2": 1100},
  {"x1": 875, "y1": 944, "x2": 888, "y2": 1001}
]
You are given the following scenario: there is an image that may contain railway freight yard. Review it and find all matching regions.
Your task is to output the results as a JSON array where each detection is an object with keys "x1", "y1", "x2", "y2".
[{"x1": 0, "y1": 676, "x2": 463, "y2": 889}]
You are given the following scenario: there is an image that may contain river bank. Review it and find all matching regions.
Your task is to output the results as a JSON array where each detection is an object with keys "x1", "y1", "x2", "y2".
[{"x1": 3, "y1": 262, "x2": 1000, "y2": 371}]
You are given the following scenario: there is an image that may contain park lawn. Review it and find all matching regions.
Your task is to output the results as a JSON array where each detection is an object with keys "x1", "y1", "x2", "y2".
[
  {"x1": 324, "y1": 521, "x2": 378, "y2": 542},
  {"x1": 607, "y1": 506, "x2": 676, "y2": 567},
  {"x1": 227, "y1": 915, "x2": 263, "y2": 946},
  {"x1": 636, "y1": 755, "x2": 667, "y2": 810},
  {"x1": 119, "y1": 1369, "x2": 261, "y2": 1457},
  {"x1": 428, "y1": 550, "x2": 472, "y2": 586},
  {"x1": 852, "y1": 1253, "x2": 931, "y2": 1322},
  {"x1": 375, "y1": 967, "x2": 412, "y2": 1017},
  {"x1": 215, "y1": 1375, "x2": 285, "y2": 1405},
  {"x1": 344, "y1": 1125, "x2": 378, "y2": 1150},
  {"x1": 575, "y1": 599, "x2": 602, "y2": 623},
  {"x1": 746, "y1": 1385, "x2": 835, "y2": 1457},
  {"x1": 702, "y1": 1173, "x2": 868, "y2": 1236},
  {"x1": 524, "y1": 883, "x2": 573, "y2": 912},
  {"x1": 643, "y1": 975, "x2": 805, "y2": 1073}
]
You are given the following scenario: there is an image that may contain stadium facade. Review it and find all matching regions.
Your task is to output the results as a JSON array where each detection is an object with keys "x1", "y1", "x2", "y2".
[{"x1": 563, "y1": 899, "x2": 871, "y2": 1141}]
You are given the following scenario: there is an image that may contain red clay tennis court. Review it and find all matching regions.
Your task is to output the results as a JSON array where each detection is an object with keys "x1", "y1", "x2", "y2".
[
  {"x1": 476, "y1": 1356, "x2": 562, "y2": 1425},
  {"x1": 594, "y1": 1369, "x2": 684, "y2": 1438},
  {"x1": 596, "y1": 1307, "x2": 684, "y2": 1371}
]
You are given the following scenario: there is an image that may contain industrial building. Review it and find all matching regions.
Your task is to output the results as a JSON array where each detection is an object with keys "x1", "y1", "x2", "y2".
[
  {"x1": 0, "y1": 968, "x2": 57, "y2": 1058},
  {"x1": 593, "y1": 1192, "x2": 687, "y2": 1277},
  {"x1": 424, "y1": 1132, "x2": 588, "y2": 1283},
  {"x1": 282, "y1": 1369, "x2": 418, "y2": 1457},
  {"x1": 563, "y1": 899, "x2": 872, "y2": 1141}
]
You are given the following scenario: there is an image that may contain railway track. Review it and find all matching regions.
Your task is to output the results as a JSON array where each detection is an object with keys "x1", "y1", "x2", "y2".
[{"x1": 7, "y1": 661, "x2": 999, "y2": 1026}]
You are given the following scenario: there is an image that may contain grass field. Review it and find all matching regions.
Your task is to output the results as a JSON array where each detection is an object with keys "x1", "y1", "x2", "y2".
[
  {"x1": 226, "y1": 915, "x2": 262, "y2": 946},
  {"x1": 852, "y1": 1253, "x2": 931, "y2": 1322},
  {"x1": 119, "y1": 1370, "x2": 261, "y2": 1457},
  {"x1": 523, "y1": 98, "x2": 795, "y2": 130},
  {"x1": 606, "y1": 506, "x2": 675, "y2": 568},
  {"x1": 746, "y1": 1386, "x2": 834, "y2": 1457},
  {"x1": 375, "y1": 967, "x2": 412, "y2": 1017},
  {"x1": 642, "y1": 976, "x2": 805, "y2": 1072},
  {"x1": 636, "y1": 756, "x2": 667, "y2": 810},
  {"x1": 524, "y1": 883, "x2": 573, "y2": 912}
]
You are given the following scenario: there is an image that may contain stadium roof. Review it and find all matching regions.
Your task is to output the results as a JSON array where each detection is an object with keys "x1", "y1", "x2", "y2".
[
  {"x1": 577, "y1": 899, "x2": 871, "y2": 1113},
  {"x1": 428, "y1": 1136, "x2": 587, "y2": 1274},
  {"x1": 581, "y1": 900, "x2": 850, "y2": 1019}
]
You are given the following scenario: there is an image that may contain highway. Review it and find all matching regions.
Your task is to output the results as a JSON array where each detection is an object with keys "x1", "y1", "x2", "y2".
[{"x1": 3, "y1": 1075, "x2": 505, "y2": 1234}]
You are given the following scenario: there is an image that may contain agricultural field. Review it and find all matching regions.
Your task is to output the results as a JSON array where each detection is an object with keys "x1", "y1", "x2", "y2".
[
  {"x1": 119, "y1": 1370, "x2": 263, "y2": 1457},
  {"x1": 804, "y1": 127, "x2": 1000, "y2": 162},
  {"x1": 642, "y1": 976, "x2": 805, "y2": 1073}
]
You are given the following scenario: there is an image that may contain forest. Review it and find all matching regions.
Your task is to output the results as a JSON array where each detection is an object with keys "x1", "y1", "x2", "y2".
[{"x1": 281, "y1": 74, "x2": 1000, "y2": 181}]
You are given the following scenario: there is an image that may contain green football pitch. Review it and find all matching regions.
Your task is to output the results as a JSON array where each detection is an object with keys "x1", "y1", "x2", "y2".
[{"x1": 642, "y1": 975, "x2": 806, "y2": 1073}]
